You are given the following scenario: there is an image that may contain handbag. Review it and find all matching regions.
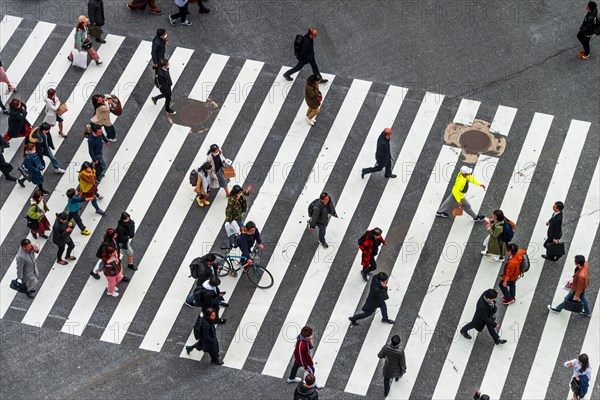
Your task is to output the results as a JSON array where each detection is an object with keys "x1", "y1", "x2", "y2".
[
  {"x1": 82, "y1": 185, "x2": 98, "y2": 198},
  {"x1": 571, "y1": 377, "x2": 581, "y2": 395},
  {"x1": 82, "y1": 38, "x2": 93, "y2": 50},
  {"x1": 222, "y1": 166, "x2": 236, "y2": 179},
  {"x1": 109, "y1": 95, "x2": 123, "y2": 116},
  {"x1": 57, "y1": 103, "x2": 68, "y2": 116},
  {"x1": 18, "y1": 164, "x2": 32, "y2": 181},
  {"x1": 25, "y1": 215, "x2": 39, "y2": 230},
  {"x1": 545, "y1": 242, "x2": 566, "y2": 257},
  {"x1": 452, "y1": 207, "x2": 463, "y2": 217},
  {"x1": 564, "y1": 299, "x2": 584, "y2": 313}
]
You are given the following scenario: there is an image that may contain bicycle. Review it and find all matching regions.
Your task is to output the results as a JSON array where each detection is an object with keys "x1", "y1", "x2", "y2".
[{"x1": 213, "y1": 244, "x2": 274, "y2": 289}]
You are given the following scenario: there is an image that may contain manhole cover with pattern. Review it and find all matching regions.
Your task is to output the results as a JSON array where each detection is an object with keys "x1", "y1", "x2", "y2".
[
  {"x1": 459, "y1": 130, "x2": 492, "y2": 153},
  {"x1": 167, "y1": 98, "x2": 218, "y2": 130}
]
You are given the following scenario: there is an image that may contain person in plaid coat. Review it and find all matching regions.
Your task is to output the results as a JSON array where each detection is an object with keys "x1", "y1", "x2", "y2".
[{"x1": 359, "y1": 227, "x2": 386, "y2": 281}]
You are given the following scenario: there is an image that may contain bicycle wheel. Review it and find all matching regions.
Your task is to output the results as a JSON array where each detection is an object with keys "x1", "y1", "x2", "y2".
[
  {"x1": 246, "y1": 265, "x2": 274, "y2": 289},
  {"x1": 213, "y1": 253, "x2": 234, "y2": 277}
]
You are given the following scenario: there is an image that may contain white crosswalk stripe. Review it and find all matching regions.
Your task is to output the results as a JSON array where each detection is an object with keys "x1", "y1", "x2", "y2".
[{"x1": 1, "y1": 16, "x2": 598, "y2": 399}]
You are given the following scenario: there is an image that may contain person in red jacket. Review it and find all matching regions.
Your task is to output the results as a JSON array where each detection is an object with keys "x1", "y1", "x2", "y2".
[
  {"x1": 359, "y1": 227, "x2": 386, "y2": 281},
  {"x1": 287, "y1": 326, "x2": 317, "y2": 385},
  {"x1": 499, "y1": 243, "x2": 526, "y2": 305}
]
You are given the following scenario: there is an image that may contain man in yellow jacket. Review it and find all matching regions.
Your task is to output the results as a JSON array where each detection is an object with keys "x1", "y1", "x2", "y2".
[{"x1": 436, "y1": 165, "x2": 486, "y2": 220}]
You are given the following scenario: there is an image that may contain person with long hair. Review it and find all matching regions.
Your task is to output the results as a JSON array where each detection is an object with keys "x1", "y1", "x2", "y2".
[
  {"x1": 206, "y1": 144, "x2": 231, "y2": 196},
  {"x1": 26, "y1": 190, "x2": 51, "y2": 239},
  {"x1": 193, "y1": 162, "x2": 217, "y2": 207},
  {"x1": 67, "y1": 15, "x2": 102, "y2": 66},
  {"x1": 564, "y1": 354, "x2": 592, "y2": 399},
  {"x1": 91, "y1": 228, "x2": 130, "y2": 283},
  {"x1": 43, "y1": 88, "x2": 66, "y2": 138},
  {"x1": 101, "y1": 244, "x2": 123, "y2": 297},
  {"x1": 78, "y1": 161, "x2": 106, "y2": 215},
  {"x1": 91, "y1": 94, "x2": 117, "y2": 142},
  {"x1": 117, "y1": 212, "x2": 136, "y2": 271},
  {"x1": 481, "y1": 210, "x2": 507, "y2": 261},
  {"x1": 4, "y1": 99, "x2": 31, "y2": 142}
]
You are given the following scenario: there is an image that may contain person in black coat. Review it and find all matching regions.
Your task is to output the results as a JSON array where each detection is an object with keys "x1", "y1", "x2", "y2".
[
  {"x1": 577, "y1": 1, "x2": 598, "y2": 59},
  {"x1": 349, "y1": 272, "x2": 395, "y2": 325},
  {"x1": 151, "y1": 29, "x2": 168, "y2": 80},
  {"x1": 185, "y1": 253, "x2": 220, "y2": 307},
  {"x1": 52, "y1": 213, "x2": 76, "y2": 265},
  {"x1": 543, "y1": 201, "x2": 564, "y2": 261},
  {"x1": 309, "y1": 193, "x2": 338, "y2": 248},
  {"x1": 4, "y1": 99, "x2": 30, "y2": 141},
  {"x1": 185, "y1": 307, "x2": 224, "y2": 365},
  {"x1": 283, "y1": 27, "x2": 328, "y2": 83},
  {"x1": 460, "y1": 289, "x2": 507, "y2": 345},
  {"x1": 361, "y1": 128, "x2": 397, "y2": 179},
  {"x1": 87, "y1": 0, "x2": 106, "y2": 43},
  {"x1": 117, "y1": 212, "x2": 136, "y2": 270},
  {"x1": 151, "y1": 59, "x2": 175, "y2": 115},
  {"x1": 193, "y1": 276, "x2": 228, "y2": 324},
  {"x1": 0, "y1": 135, "x2": 17, "y2": 181}
]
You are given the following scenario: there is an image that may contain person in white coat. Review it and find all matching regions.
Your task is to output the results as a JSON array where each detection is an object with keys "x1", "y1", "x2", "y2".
[{"x1": 43, "y1": 88, "x2": 66, "y2": 137}]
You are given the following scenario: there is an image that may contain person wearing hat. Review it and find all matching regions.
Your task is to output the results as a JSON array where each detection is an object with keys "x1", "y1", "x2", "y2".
[
  {"x1": 577, "y1": 1, "x2": 598, "y2": 60},
  {"x1": 206, "y1": 144, "x2": 231, "y2": 196},
  {"x1": 378, "y1": 334, "x2": 407, "y2": 397},
  {"x1": 87, "y1": 0, "x2": 107, "y2": 43},
  {"x1": 52, "y1": 212, "x2": 76, "y2": 265},
  {"x1": 361, "y1": 128, "x2": 396, "y2": 179},
  {"x1": 68, "y1": 16, "x2": 103, "y2": 66},
  {"x1": 436, "y1": 165, "x2": 485, "y2": 221}
]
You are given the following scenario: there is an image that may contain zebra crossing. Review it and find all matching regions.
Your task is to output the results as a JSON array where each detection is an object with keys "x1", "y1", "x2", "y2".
[{"x1": 1, "y1": 15, "x2": 599, "y2": 399}]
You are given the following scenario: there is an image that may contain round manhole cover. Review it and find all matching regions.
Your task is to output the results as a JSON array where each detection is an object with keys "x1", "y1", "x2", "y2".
[
  {"x1": 459, "y1": 130, "x2": 492, "y2": 153},
  {"x1": 178, "y1": 100, "x2": 212, "y2": 125}
]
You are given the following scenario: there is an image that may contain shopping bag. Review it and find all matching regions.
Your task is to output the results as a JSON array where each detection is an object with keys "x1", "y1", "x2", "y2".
[
  {"x1": 224, "y1": 221, "x2": 241, "y2": 237},
  {"x1": 452, "y1": 207, "x2": 463, "y2": 217},
  {"x1": 57, "y1": 103, "x2": 68, "y2": 116},
  {"x1": 222, "y1": 166, "x2": 236, "y2": 179},
  {"x1": 72, "y1": 50, "x2": 88, "y2": 69}
]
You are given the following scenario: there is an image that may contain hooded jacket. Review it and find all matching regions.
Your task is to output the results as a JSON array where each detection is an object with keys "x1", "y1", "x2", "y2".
[
  {"x1": 293, "y1": 334, "x2": 314, "y2": 370},
  {"x1": 294, "y1": 382, "x2": 319, "y2": 400}
]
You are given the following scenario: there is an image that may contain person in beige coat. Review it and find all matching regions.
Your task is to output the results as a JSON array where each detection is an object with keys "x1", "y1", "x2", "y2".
[
  {"x1": 91, "y1": 94, "x2": 116, "y2": 142},
  {"x1": 304, "y1": 74, "x2": 322, "y2": 126},
  {"x1": 43, "y1": 88, "x2": 66, "y2": 138},
  {"x1": 194, "y1": 162, "x2": 219, "y2": 207},
  {"x1": 206, "y1": 144, "x2": 231, "y2": 196}
]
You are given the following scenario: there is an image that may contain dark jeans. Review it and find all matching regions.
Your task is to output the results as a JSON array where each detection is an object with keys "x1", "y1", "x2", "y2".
[
  {"x1": 383, "y1": 378, "x2": 392, "y2": 396},
  {"x1": 577, "y1": 31, "x2": 591, "y2": 56},
  {"x1": 363, "y1": 159, "x2": 393, "y2": 177},
  {"x1": 284, "y1": 58, "x2": 320, "y2": 78},
  {"x1": 68, "y1": 211, "x2": 86, "y2": 230},
  {"x1": 461, "y1": 320, "x2": 499, "y2": 342},
  {"x1": 0, "y1": 153, "x2": 14, "y2": 177},
  {"x1": 155, "y1": 92, "x2": 173, "y2": 111},
  {"x1": 103, "y1": 125, "x2": 116, "y2": 140},
  {"x1": 351, "y1": 301, "x2": 389, "y2": 322},
  {"x1": 288, "y1": 361, "x2": 315, "y2": 380},
  {"x1": 317, "y1": 223, "x2": 327, "y2": 244},
  {"x1": 57, "y1": 240, "x2": 75, "y2": 261},
  {"x1": 499, "y1": 280, "x2": 516, "y2": 300},
  {"x1": 363, "y1": 258, "x2": 377, "y2": 272},
  {"x1": 171, "y1": 3, "x2": 189, "y2": 22},
  {"x1": 555, "y1": 289, "x2": 592, "y2": 315},
  {"x1": 94, "y1": 156, "x2": 107, "y2": 181}
]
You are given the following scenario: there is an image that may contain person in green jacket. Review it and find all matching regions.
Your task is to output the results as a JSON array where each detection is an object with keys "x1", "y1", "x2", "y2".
[
  {"x1": 225, "y1": 184, "x2": 252, "y2": 228},
  {"x1": 27, "y1": 190, "x2": 51, "y2": 239},
  {"x1": 436, "y1": 165, "x2": 485, "y2": 221},
  {"x1": 482, "y1": 210, "x2": 507, "y2": 260}
]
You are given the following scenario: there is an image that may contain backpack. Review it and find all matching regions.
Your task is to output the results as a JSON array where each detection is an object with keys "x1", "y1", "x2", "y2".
[
  {"x1": 293, "y1": 34, "x2": 303, "y2": 56},
  {"x1": 519, "y1": 253, "x2": 531, "y2": 277},
  {"x1": 500, "y1": 219, "x2": 514, "y2": 243},
  {"x1": 189, "y1": 257, "x2": 205, "y2": 279},
  {"x1": 307, "y1": 199, "x2": 319, "y2": 217},
  {"x1": 189, "y1": 168, "x2": 199, "y2": 186},
  {"x1": 103, "y1": 260, "x2": 121, "y2": 277}
]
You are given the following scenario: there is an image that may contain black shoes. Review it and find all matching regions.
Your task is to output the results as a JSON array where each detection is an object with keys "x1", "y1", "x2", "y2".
[
  {"x1": 151, "y1": 96, "x2": 157, "y2": 105},
  {"x1": 17, "y1": 178, "x2": 25, "y2": 187},
  {"x1": 541, "y1": 255, "x2": 559, "y2": 261},
  {"x1": 40, "y1": 234, "x2": 49, "y2": 239},
  {"x1": 26, "y1": 290, "x2": 36, "y2": 298},
  {"x1": 385, "y1": 174, "x2": 397, "y2": 179},
  {"x1": 216, "y1": 318, "x2": 227, "y2": 324},
  {"x1": 360, "y1": 269, "x2": 368, "y2": 281},
  {"x1": 382, "y1": 319, "x2": 395, "y2": 324},
  {"x1": 211, "y1": 359, "x2": 224, "y2": 365},
  {"x1": 495, "y1": 339, "x2": 507, "y2": 345},
  {"x1": 4, "y1": 175, "x2": 17, "y2": 181},
  {"x1": 320, "y1": 78, "x2": 329, "y2": 84},
  {"x1": 121, "y1": 276, "x2": 130, "y2": 282},
  {"x1": 128, "y1": 264, "x2": 138, "y2": 271},
  {"x1": 90, "y1": 271, "x2": 100, "y2": 280},
  {"x1": 185, "y1": 299, "x2": 197, "y2": 308},
  {"x1": 96, "y1": 38, "x2": 107, "y2": 43},
  {"x1": 185, "y1": 345, "x2": 194, "y2": 355},
  {"x1": 166, "y1": 109, "x2": 176, "y2": 115},
  {"x1": 220, "y1": 302, "x2": 230, "y2": 308},
  {"x1": 436, "y1": 212, "x2": 449, "y2": 218},
  {"x1": 283, "y1": 74, "x2": 293, "y2": 81},
  {"x1": 41, "y1": 189, "x2": 49, "y2": 195},
  {"x1": 199, "y1": 6, "x2": 210, "y2": 13},
  {"x1": 348, "y1": 317, "x2": 359, "y2": 326},
  {"x1": 460, "y1": 330, "x2": 472, "y2": 339},
  {"x1": 361, "y1": 169, "x2": 366, "y2": 179},
  {"x1": 474, "y1": 215, "x2": 485, "y2": 222},
  {"x1": 320, "y1": 241, "x2": 329, "y2": 249}
]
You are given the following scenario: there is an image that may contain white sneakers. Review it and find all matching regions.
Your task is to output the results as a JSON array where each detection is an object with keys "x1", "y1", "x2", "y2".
[
  {"x1": 287, "y1": 377, "x2": 302, "y2": 383},
  {"x1": 55, "y1": 168, "x2": 65, "y2": 174},
  {"x1": 106, "y1": 291, "x2": 119, "y2": 297},
  {"x1": 305, "y1": 116, "x2": 315, "y2": 126}
]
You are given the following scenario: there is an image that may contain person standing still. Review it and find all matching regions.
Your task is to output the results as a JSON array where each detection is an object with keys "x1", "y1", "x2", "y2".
[
  {"x1": 169, "y1": 0, "x2": 192, "y2": 26},
  {"x1": 543, "y1": 201, "x2": 564, "y2": 261},
  {"x1": 577, "y1": 1, "x2": 598, "y2": 60},
  {"x1": 15, "y1": 239, "x2": 40, "y2": 298},
  {"x1": 548, "y1": 255, "x2": 592, "y2": 317},
  {"x1": 304, "y1": 75, "x2": 322, "y2": 126},
  {"x1": 283, "y1": 28, "x2": 328, "y2": 83},
  {"x1": 378, "y1": 335, "x2": 407, "y2": 397},
  {"x1": 436, "y1": 165, "x2": 486, "y2": 220},
  {"x1": 460, "y1": 289, "x2": 507, "y2": 345},
  {"x1": 152, "y1": 59, "x2": 176, "y2": 115},
  {"x1": 349, "y1": 272, "x2": 395, "y2": 325},
  {"x1": 117, "y1": 212, "x2": 136, "y2": 270},
  {"x1": 127, "y1": 0, "x2": 162, "y2": 15},
  {"x1": 87, "y1": 0, "x2": 107, "y2": 43},
  {"x1": 151, "y1": 29, "x2": 168, "y2": 84},
  {"x1": 309, "y1": 192, "x2": 337, "y2": 248},
  {"x1": 361, "y1": 128, "x2": 396, "y2": 179}
]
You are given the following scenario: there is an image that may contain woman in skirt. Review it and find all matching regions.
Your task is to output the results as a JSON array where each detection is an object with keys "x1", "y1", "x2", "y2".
[
  {"x1": 206, "y1": 144, "x2": 231, "y2": 196},
  {"x1": 43, "y1": 88, "x2": 66, "y2": 138},
  {"x1": 27, "y1": 190, "x2": 51, "y2": 239}
]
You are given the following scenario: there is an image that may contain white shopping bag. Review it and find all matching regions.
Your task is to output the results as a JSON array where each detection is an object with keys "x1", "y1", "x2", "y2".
[
  {"x1": 224, "y1": 221, "x2": 240, "y2": 238},
  {"x1": 72, "y1": 50, "x2": 88, "y2": 69}
]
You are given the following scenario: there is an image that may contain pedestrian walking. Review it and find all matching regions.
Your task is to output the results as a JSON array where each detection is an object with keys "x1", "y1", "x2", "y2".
[
  {"x1": 565, "y1": 354, "x2": 592, "y2": 400},
  {"x1": 0, "y1": 135, "x2": 17, "y2": 181},
  {"x1": 308, "y1": 192, "x2": 337, "y2": 248},
  {"x1": 87, "y1": 0, "x2": 107, "y2": 43},
  {"x1": 548, "y1": 255, "x2": 592, "y2": 317},
  {"x1": 0, "y1": 57, "x2": 17, "y2": 92},
  {"x1": 17, "y1": 144, "x2": 47, "y2": 193},
  {"x1": 43, "y1": 88, "x2": 67, "y2": 138},
  {"x1": 206, "y1": 144, "x2": 231, "y2": 196},
  {"x1": 193, "y1": 276, "x2": 228, "y2": 324},
  {"x1": 87, "y1": 124, "x2": 109, "y2": 182},
  {"x1": 184, "y1": 307, "x2": 224, "y2": 365},
  {"x1": 26, "y1": 190, "x2": 51, "y2": 239},
  {"x1": 361, "y1": 128, "x2": 397, "y2": 179},
  {"x1": 577, "y1": 1, "x2": 598, "y2": 60},
  {"x1": 52, "y1": 212, "x2": 76, "y2": 265},
  {"x1": 24, "y1": 123, "x2": 65, "y2": 174},
  {"x1": 436, "y1": 165, "x2": 486, "y2": 220},
  {"x1": 185, "y1": 253, "x2": 220, "y2": 307},
  {"x1": 481, "y1": 210, "x2": 510, "y2": 261},
  {"x1": 91, "y1": 94, "x2": 117, "y2": 142},
  {"x1": 66, "y1": 188, "x2": 92, "y2": 235},
  {"x1": 78, "y1": 161, "x2": 106, "y2": 215},
  {"x1": 15, "y1": 239, "x2": 39, "y2": 298},
  {"x1": 498, "y1": 243, "x2": 526, "y2": 305},
  {"x1": 127, "y1": 0, "x2": 162, "y2": 15},
  {"x1": 293, "y1": 374, "x2": 319, "y2": 400},
  {"x1": 101, "y1": 244, "x2": 124, "y2": 297},
  {"x1": 151, "y1": 59, "x2": 176, "y2": 115},
  {"x1": 358, "y1": 227, "x2": 386, "y2": 281},
  {"x1": 304, "y1": 75, "x2": 322, "y2": 126},
  {"x1": 460, "y1": 289, "x2": 507, "y2": 345},
  {"x1": 193, "y1": 0, "x2": 210, "y2": 13},
  {"x1": 169, "y1": 0, "x2": 192, "y2": 26},
  {"x1": 4, "y1": 99, "x2": 31, "y2": 142},
  {"x1": 192, "y1": 162, "x2": 216, "y2": 207},
  {"x1": 225, "y1": 184, "x2": 252, "y2": 228},
  {"x1": 283, "y1": 28, "x2": 328, "y2": 83},
  {"x1": 67, "y1": 16, "x2": 103, "y2": 66},
  {"x1": 287, "y1": 326, "x2": 317, "y2": 383},
  {"x1": 378, "y1": 335, "x2": 407, "y2": 397},
  {"x1": 349, "y1": 272, "x2": 395, "y2": 326},
  {"x1": 151, "y1": 29, "x2": 168, "y2": 83},
  {"x1": 473, "y1": 390, "x2": 491, "y2": 400},
  {"x1": 92, "y1": 228, "x2": 131, "y2": 282},
  {"x1": 117, "y1": 212, "x2": 136, "y2": 271},
  {"x1": 543, "y1": 201, "x2": 564, "y2": 261}
]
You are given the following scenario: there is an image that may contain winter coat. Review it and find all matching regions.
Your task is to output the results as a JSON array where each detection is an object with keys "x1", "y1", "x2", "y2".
[
  {"x1": 91, "y1": 100, "x2": 112, "y2": 126},
  {"x1": 67, "y1": 196, "x2": 87, "y2": 212},
  {"x1": 116, "y1": 219, "x2": 135, "y2": 250},
  {"x1": 156, "y1": 67, "x2": 172, "y2": 96},
  {"x1": 206, "y1": 152, "x2": 228, "y2": 174},
  {"x1": 225, "y1": 194, "x2": 248, "y2": 223},
  {"x1": 239, "y1": 226, "x2": 262, "y2": 260},
  {"x1": 7, "y1": 104, "x2": 29, "y2": 139},
  {"x1": 362, "y1": 275, "x2": 389, "y2": 314},
  {"x1": 293, "y1": 334, "x2": 314, "y2": 370},
  {"x1": 43, "y1": 95, "x2": 61, "y2": 125},
  {"x1": 486, "y1": 220, "x2": 506, "y2": 256},
  {"x1": 305, "y1": 82, "x2": 322, "y2": 109},
  {"x1": 451, "y1": 171, "x2": 481, "y2": 203},
  {"x1": 52, "y1": 219, "x2": 73, "y2": 246},
  {"x1": 24, "y1": 127, "x2": 54, "y2": 161},
  {"x1": 572, "y1": 262, "x2": 590, "y2": 297},
  {"x1": 547, "y1": 212, "x2": 563, "y2": 241},
  {"x1": 469, "y1": 292, "x2": 497, "y2": 331},
  {"x1": 16, "y1": 246, "x2": 39, "y2": 282},
  {"x1": 580, "y1": 9, "x2": 598, "y2": 35},
  {"x1": 200, "y1": 316, "x2": 219, "y2": 354},
  {"x1": 310, "y1": 198, "x2": 336, "y2": 227},
  {"x1": 88, "y1": 0, "x2": 105, "y2": 27},
  {"x1": 297, "y1": 34, "x2": 315, "y2": 63},
  {"x1": 294, "y1": 382, "x2": 319, "y2": 400},
  {"x1": 378, "y1": 344, "x2": 407, "y2": 379},
  {"x1": 501, "y1": 249, "x2": 526, "y2": 282},
  {"x1": 22, "y1": 152, "x2": 44, "y2": 185},
  {"x1": 79, "y1": 169, "x2": 98, "y2": 194},
  {"x1": 194, "y1": 280, "x2": 222, "y2": 309},
  {"x1": 374, "y1": 132, "x2": 392, "y2": 167},
  {"x1": 27, "y1": 200, "x2": 49, "y2": 222},
  {"x1": 190, "y1": 255, "x2": 218, "y2": 284},
  {"x1": 359, "y1": 230, "x2": 386, "y2": 268},
  {"x1": 88, "y1": 133, "x2": 106, "y2": 162},
  {"x1": 151, "y1": 35, "x2": 166, "y2": 66}
]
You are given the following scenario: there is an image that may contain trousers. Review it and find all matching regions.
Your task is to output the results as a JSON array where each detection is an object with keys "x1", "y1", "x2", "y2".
[
  {"x1": 461, "y1": 320, "x2": 499, "y2": 342},
  {"x1": 363, "y1": 159, "x2": 393, "y2": 177},
  {"x1": 577, "y1": 31, "x2": 592, "y2": 56},
  {"x1": 56, "y1": 240, "x2": 75, "y2": 261},
  {"x1": 128, "y1": 0, "x2": 161, "y2": 12},
  {"x1": 383, "y1": 378, "x2": 392, "y2": 396},
  {"x1": 285, "y1": 58, "x2": 320, "y2": 78},
  {"x1": 171, "y1": 3, "x2": 189, "y2": 22},
  {"x1": 106, "y1": 272, "x2": 123, "y2": 293},
  {"x1": 555, "y1": 289, "x2": 591, "y2": 315},
  {"x1": 499, "y1": 279, "x2": 516, "y2": 300},
  {"x1": 68, "y1": 211, "x2": 86, "y2": 230},
  {"x1": 317, "y1": 223, "x2": 327, "y2": 244},
  {"x1": 0, "y1": 153, "x2": 13, "y2": 177},
  {"x1": 155, "y1": 92, "x2": 172, "y2": 111},
  {"x1": 351, "y1": 301, "x2": 389, "y2": 322},
  {"x1": 437, "y1": 194, "x2": 477, "y2": 218},
  {"x1": 288, "y1": 361, "x2": 315, "y2": 379}
]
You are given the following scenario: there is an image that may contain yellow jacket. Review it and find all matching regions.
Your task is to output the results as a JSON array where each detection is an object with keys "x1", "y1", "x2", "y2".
[{"x1": 452, "y1": 172, "x2": 480, "y2": 202}]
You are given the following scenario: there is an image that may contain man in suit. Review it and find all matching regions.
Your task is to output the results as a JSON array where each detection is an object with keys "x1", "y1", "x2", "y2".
[
  {"x1": 361, "y1": 128, "x2": 397, "y2": 179},
  {"x1": 283, "y1": 27, "x2": 328, "y2": 83},
  {"x1": 460, "y1": 289, "x2": 507, "y2": 345},
  {"x1": 542, "y1": 201, "x2": 564, "y2": 261}
]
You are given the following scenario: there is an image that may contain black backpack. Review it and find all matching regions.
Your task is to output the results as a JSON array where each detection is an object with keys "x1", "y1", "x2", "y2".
[
  {"x1": 189, "y1": 168, "x2": 199, "y2": 186},
  {"x1": 293, "y1": 34, "x2": 303, "y2": 56},
  {"x1": 189, "y1": 257, "x2": 205, "y2": 279},
  {"x1": 307, "y1": 199, "x2": 319, "y2": 217}
]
